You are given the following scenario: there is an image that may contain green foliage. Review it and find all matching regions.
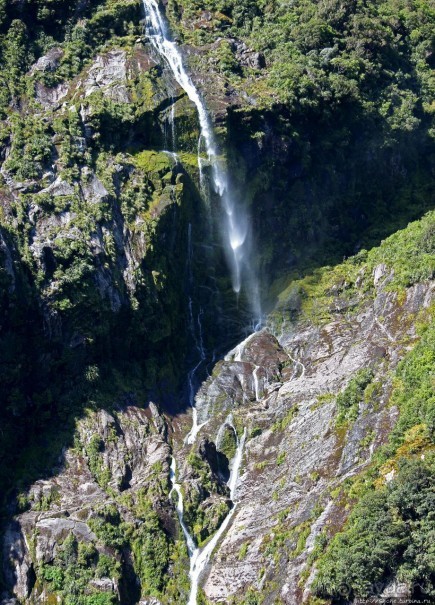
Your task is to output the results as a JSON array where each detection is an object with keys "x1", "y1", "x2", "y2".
[
  {"x1": 214, "y1": 40, "x2": 239, "y2": 75},
  {"x1": 40, "y1": 532, "x2": 120, "y2": 604},
  {"x1": 43, "y1": 564, "x2": 64, "y2": 590},
  {"x1": 218, "y1": 426, "x2": 237, "y2": 459},
  {"x1": 131, "y1": 499, "x2": 170, "y2": 595},
  {"x1": 239, "y1": 588, "x2": 263, "y2": 605},
  {"x1": 336, "y1": 368, "x2": 375, "y2": 426},
  {"x1": 4, "y1": 113, "x2": 52, "y2": 180},
  {"x1": 276, "y1": 452, "x2": 286, "y2": 466},
  {"x1": 89, "y1": 505, "x2": 129, "y2": 549},
  {"x1": 84, "y1": 434, "x2": 111, "y2": 489},
  {"x1": 389, "y1": 322, "x2": 435, "y2": 446},
  {"x1": 184, "y1": 447, "x2": 232, "y2": 543},
  {"x1": 238, "y1": 542, "x2": 248, "y2": 559},
  {"x1": 272, "y1": 405, "x2": 299, "y2": 432},
  {"x1": 313, "y1": 456, "x2": 435, "y2": 600}
]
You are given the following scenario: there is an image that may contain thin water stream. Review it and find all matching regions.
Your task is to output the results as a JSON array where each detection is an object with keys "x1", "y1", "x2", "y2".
[{"x1": 169, "y1": 426, "x2": 247, "y2": 605}]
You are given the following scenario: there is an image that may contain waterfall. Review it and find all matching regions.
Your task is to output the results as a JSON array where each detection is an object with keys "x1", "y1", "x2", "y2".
[
  {"x1": 169, "y1": 457, "x2": 197, "y2": 556},
  {"x1": 187, "y1": 427, "x2": 247, "y2": 605},
  {"x1": 142, "y1": 0, "x2": 260, "y2": 320},
  {"x1": 253, "y1": 366, "x2": 261, "y2": 401},
  {"x1": 169, "y1": 428, "x2": 247, "y2": 605},
  {"x1": 142, "y1": 4, "x2": 254, "y2": 601}
]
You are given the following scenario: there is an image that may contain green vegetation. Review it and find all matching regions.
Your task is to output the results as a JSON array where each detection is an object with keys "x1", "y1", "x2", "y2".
[
  {"x1": 313, "y1": 455, "x2": 435, "y2": 600},
  {"x1": 312, "y1": 316, "x2": 435, "y2": 601},
  {"x1": 272, "y1": 211, "x2": 435, "y2": 327},
  {"x1": 171, "y1": 0, "x2": 433, "y2": 131},
  {"x1": 336, "y1": 368, "x2": 375, "y2": 426},
  {"x1": 85, "y1": 435, "x2": 112, "y2": 489},
  {"x1": 218, "y1": 426, "x2": 238, "y2": 459},
  {"x1": 170, "y1": 0, "x2": 435, "y2": 291},
  {"x1": 40, "y1": 533, "x2": 120, "y2": 605},
  {"x1": 238, "y1": 542, "x2": 249, "y2": 560},
  {"x1": 388, "y1": 320, "x2": 435, "y2": 448},
  {"x1": 272, "y1": 405, "x2": 299, "y2": 432},
  {"x1": 276, "y1": 452, "x2": 286, "y2": 466},
  {"x1": 261, "y1": 503, "x2": 324, "y2": 566},
  {"x1": 89, "y1": 505, "x2": 130, "y2": 549},
  {"x1": 132, "y1": 503, "x2": 170, "y2": 594}
]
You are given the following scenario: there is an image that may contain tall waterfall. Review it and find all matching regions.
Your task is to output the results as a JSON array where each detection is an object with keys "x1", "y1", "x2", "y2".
[
  {"x1": 142, "y1": 3, "x2": 253, "y2": 601},
  {"x1": 142, "y1": 0, "x2": 261, "y2": 320}
]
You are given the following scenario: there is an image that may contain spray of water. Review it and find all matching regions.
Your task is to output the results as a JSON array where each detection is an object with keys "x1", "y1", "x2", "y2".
[{"x1": 142, "y1": 0, "x2": 261, "y2": 321}]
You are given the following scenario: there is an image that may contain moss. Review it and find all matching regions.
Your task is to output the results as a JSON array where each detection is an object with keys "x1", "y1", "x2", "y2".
[
  {"x1": 218, "y1": 426, "x2": 237, "y2": 460},
  {"x1": 272, "y1": 404, "x2": 299, "y2": 432},
  {"x1": 276, "y1": 452, "x2": 286, "y2": 466},
  {"x1": 131, "y1": 150, "x2": 172, "y2": 175},
  {"x1": 238, "y1": 542, "x2": 249, "y2": 559}
]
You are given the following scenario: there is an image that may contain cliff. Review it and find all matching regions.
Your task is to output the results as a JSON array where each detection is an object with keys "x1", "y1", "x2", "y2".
[{"x1": 0, "y1": 0, "x2": 434, "y2": 603}]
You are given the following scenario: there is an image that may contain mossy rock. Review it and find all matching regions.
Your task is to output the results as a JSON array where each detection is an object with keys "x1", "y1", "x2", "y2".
[
  {"x1": 130, "y1": 150, "x2": 172, "y2": 175},
  {"x1": 218, "y1": 425, "x2": 237, "y2": 460}
]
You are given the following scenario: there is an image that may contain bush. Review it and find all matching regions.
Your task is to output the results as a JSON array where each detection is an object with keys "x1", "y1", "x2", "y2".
[
  {"x1": 336, "y1": 368, "x2": 374, "y2": 425},
  {"x1": 313, "y1": 457, "x2": 435, "y2": 600}
]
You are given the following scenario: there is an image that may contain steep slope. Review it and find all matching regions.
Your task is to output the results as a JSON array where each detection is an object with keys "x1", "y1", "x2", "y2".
[
  {"x1": 0, "y1": 0, "x2": 434, "y2": 604},
  {"x1": 182, "y1": 212, "x2": 434, "y2": 604},
  {"x1": 0, "y1": 0, "x2": 238, "y2": 507},
  {"x1": 3, "y1": 212, "x2": 434, "y2": 604}
]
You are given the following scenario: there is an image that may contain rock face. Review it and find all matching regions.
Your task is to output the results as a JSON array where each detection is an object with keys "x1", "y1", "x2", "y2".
[
  {"x1": 194, "y1": 331, "x2": 290, "y2": 424},
  {"x1": 3, "y1": 404, "x2": 174, "y2": 604},
  {"x1": 5, "y1": 261, "x2": 432, "y2": 604},
  {"x1": 0, "y1": 0, "x2": 434, "y2": 604},
  {"x1": 186, "y1": 276, "x2": 434, "y2": 604}
]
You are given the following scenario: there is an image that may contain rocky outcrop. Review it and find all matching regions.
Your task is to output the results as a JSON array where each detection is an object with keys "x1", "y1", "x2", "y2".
[
  {"x1": 188, "y1": 276, "x2": 434, "y2": 604},
  {"x1": 3, "y1": 403, "x2": 173, "y2": 603},
  {"x1": 194, "y1": 331, "x2": 290, "y2": 424}
]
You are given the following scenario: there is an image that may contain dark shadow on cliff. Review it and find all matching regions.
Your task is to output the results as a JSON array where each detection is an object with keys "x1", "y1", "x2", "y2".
[
  {"x1": 227, "y1": 100, "x2": 435, "y2": 313},
  {"x1": 0, "y1": 145, "x2": 248, "y2": 523}
]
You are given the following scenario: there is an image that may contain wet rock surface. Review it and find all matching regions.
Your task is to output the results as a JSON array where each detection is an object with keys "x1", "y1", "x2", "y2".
[{"x1": 193, "y1": 278, "x2": 434, "y2": 604}]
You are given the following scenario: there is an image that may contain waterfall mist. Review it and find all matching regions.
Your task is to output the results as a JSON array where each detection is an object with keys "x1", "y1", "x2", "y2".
[{"x1": 142, "y1": 0, "x2": 261, "y2": 324}]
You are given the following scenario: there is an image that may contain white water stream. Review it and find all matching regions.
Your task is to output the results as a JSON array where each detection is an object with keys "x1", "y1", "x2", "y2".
[
  {"x1": 142, "y1": 4, "x2": 255, "y2": 600},
  {"x1": 142, "y1": 0, "x2": 260, "y2": 316},
  {"x1": 169, "y1": 457, "x2": 197, "y2": 556},
  {"x1": 168, "y1": 426, "x2": 246, "y2": 604}
]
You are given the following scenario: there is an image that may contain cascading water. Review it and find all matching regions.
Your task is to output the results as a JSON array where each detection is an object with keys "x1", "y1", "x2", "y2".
[
  {"x1": 187, "y1": 426, "x2": 247, "y2": 605},
  {"x1": 142, "y1": 0, "x2": 261, "y2": 320},
  {"x1": 169, "y1": 457, "x2": 197, "y2": 556},
  {"x1": 168, "y1": 428, "x2": 247, "y2": 605},
  {"x1": 142, "y1": 3, "x2": 255, "y2": 601}
]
